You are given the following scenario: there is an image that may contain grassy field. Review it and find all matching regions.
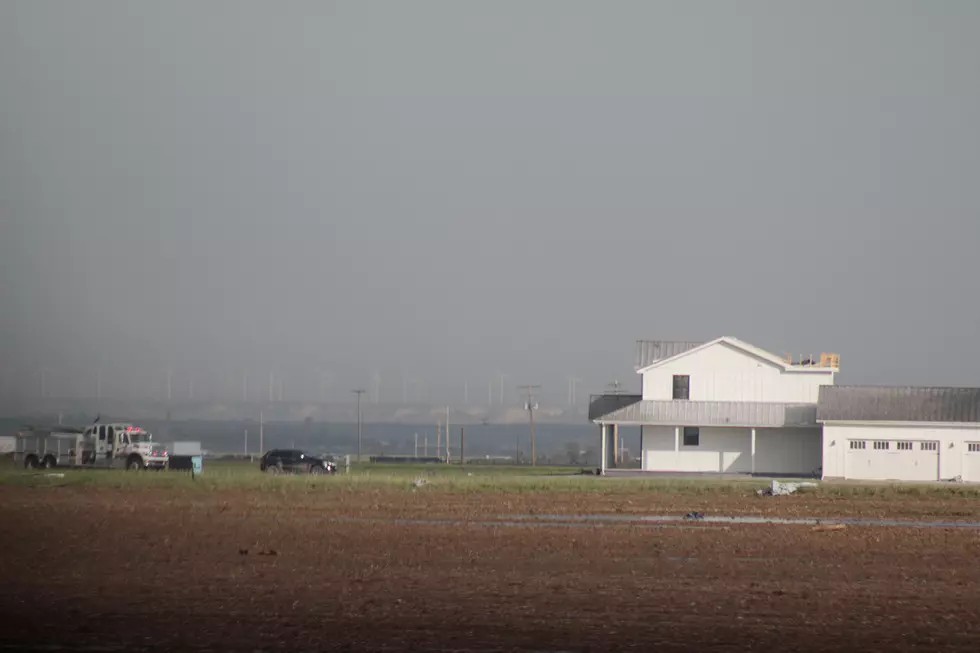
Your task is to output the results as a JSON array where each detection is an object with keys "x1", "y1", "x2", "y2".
[{"x1": 4, "y1": 456, "x2": 980, "y2": 502}]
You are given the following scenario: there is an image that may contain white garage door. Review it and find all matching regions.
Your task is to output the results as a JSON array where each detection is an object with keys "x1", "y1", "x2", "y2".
[
  {"x1": 964, "y1": 443, "x2": 980, "y2": 483},
  {"x1": 845, "y1": 439, "x2": 939, "y2": 481}
]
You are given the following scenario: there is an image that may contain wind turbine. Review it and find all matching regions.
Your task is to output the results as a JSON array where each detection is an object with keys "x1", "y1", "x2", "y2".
[
  {"x1": 34, "y1": 366, "x2": 49, "y2": 398},
  {"x1": 497, "y1": 372, "x2": 509, "y2": 405},
  {"x1": 567, "y1": 376, "x2": 583, "y2": 406},
  {"x1": 319, "y1": 370, "x2": 334, "y2": 403}
]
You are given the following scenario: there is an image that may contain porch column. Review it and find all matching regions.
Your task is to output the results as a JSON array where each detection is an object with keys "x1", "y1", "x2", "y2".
[
  {"x1": 612, "y1": 424, "x2": 620, "y2": 465},
  {"x1": 639, "y1": 427, "x2": 645, "y2": 470},
  {"x1": 598, "y1": 424, "x2": 605, "y2": 474},
  {"x1": 674, "y1": 426, "x2": 680, "y2": 452},
  {"x1": 751, "y1": 428, "x2": 757, "y2": 475},
  {"x1": 602, "y1": 424, "x2": 616, "y2": 473}
]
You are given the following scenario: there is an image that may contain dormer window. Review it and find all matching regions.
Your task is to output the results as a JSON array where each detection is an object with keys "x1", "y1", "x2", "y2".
[{"x1": 672, "y1": 375, "x2": 690, "y2": 400}]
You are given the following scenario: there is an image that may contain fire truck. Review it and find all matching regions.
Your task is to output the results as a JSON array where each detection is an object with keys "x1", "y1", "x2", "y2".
[{"x1": 14, "y1": 421, "x2": 169, "y2": 471}]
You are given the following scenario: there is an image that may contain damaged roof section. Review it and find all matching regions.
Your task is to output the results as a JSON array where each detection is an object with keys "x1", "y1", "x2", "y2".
[
  {"x1": 635, "y1": 340, "x2": 704, "y2": 370},
  {"x1": 817, "y1": 385, "x2": 980, "y2": 423},
  {"x1": 588, "y1": 393, "x2": 643, "y2": 421},
  {"x1": 590, "y1": 397, "x2": 818, "y2": 428}
]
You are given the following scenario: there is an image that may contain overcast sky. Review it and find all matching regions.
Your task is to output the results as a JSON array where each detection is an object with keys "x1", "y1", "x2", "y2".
[{"x1": 1, "y1": 1, "x2": 979, "y2": 404}]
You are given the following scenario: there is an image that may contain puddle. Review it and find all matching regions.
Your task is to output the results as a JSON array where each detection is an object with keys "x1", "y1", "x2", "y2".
[
  {"x1": 325, "y1": 516, "x2": 731, "y2": 530},
  {"x1": 500, "y1": 514, "x2": 980, "y2": 529},
  {"x1": 323, "y1": 513, "x2": 980, "y2": 531}
]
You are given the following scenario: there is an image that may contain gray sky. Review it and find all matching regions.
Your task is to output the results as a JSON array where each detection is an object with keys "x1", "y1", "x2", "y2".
[{"x1": 2, "y1": 1, "x2": 979, "y2": 404}]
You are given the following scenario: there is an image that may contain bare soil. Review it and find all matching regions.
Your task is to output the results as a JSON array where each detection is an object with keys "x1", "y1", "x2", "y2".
[{"x1": 2, "y1": 486, "x2": 979, "y2": 651}]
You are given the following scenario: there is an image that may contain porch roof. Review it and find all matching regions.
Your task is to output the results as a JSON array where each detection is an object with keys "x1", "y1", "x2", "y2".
[{"x1": 589, "y1": 394, "x2": 818, "y2": 428}]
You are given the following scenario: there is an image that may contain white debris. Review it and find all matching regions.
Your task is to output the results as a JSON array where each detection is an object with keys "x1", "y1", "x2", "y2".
[
  {"x1": 412, "y1": 477, "x2": 428, "y2": 488},
  {"x1": 44, "y1": 473, "x2": 65, "y2": 478},
  {"x1": 757, "y1": 480, "x2": 818, "y2": 496}
]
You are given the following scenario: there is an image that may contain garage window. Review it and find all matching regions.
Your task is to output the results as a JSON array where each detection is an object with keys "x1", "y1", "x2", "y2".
[
  {"x1": 849, "y1": 441, "x2": 866, "y2": 450},
  {"x1": 896, "y1": 441, "x2": 913, "y2": 451},
  {"x1": 969, "y1": 443, "x2": 980, "y2": 453},
  {"x1": 682, "y1": 427, "x2": 699, "y2": 447},
  {"x1": 921, "y1": 442, "x2": 938, "y2": 451},
  {"x1": 873, "y1": 441, "x2": 890, "y2": 451}
]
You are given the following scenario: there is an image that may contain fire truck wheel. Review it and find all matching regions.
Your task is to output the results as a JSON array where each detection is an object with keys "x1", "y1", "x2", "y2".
[
  {"x1": 127, "y1": 456, "x2": 143, "y2": 471},
  {"x1": 24, "y1": 455, "x2": 39, "y2": 470},
  {"x1": 42, "y1": 456, "x2": 56, "y2": 469}
]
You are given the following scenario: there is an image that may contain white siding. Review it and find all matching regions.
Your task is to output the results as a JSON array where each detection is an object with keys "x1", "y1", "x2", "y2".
[
  {"x1": 822, "y1": 423, "x2": 980, "y2": 482},
  {"x1": 641, "y1": 341, "x2": 834, "y2": 403},
  {"x1": 641, "y1": 425, "x2": 751, "y2": 473},
  {"x1": 640, "y1": 425, "x2": 818, "y2": 475},
  {"x1": 754, "y1": 428, "x2": 823, "y2": 475}
]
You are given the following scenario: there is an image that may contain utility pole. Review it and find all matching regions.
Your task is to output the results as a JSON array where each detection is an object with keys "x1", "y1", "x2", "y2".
[
  {"x1": 460, "y1": 427, "x2": 465, "y2": 466},
  {"x1": 518, "y1": 384, "x2": 541, "y2": 466},
  {"x1": 436, "y1": 420, "x2": 442, "y2": 462},
  {"x1": 259, "y1": 409, "x2": 264, "y2": 454},
  {"x1": 445, "y1": 406, "x2": 450, "y2": 464},
  {"x1": 352, "y1": 389, "x2": 365, "y2": 463},
  {"x1": 414, "y1": 432, "x2": 418, "y2": 458}
]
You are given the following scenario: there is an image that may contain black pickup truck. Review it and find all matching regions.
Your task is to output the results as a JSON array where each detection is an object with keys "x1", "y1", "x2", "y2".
[{"x1": 259, "y1": 449, "x2": 336, "y2": 475}]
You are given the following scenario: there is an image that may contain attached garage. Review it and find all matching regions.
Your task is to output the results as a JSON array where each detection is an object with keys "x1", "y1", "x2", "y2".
[
  {"x1": 964, "y1": 442, "x2": 980, "y2": 483},
  {"x1": 818, "y1": 386, "x2": 980, "y2": 483},
  {"x1": 844, "y1": 438, "x2": 938, "y2": 482}
]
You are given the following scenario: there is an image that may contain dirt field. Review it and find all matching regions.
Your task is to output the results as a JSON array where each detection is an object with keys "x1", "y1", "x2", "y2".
[{"x1": 2, "y1": 484, "x2": 980, "y2": 652}]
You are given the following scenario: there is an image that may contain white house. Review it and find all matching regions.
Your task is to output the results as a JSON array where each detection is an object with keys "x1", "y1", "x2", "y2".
[
  {"x1": 817, "y1": 385, "x2": 980, "y2": 483},
  {"x1": 589, "y1": 337, "x2": 840, "y2": 476}
]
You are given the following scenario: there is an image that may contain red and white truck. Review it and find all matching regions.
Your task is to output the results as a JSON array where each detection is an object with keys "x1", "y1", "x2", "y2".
[{"x1": 14, "y1": 422, "x2": 169, "y2": 471}]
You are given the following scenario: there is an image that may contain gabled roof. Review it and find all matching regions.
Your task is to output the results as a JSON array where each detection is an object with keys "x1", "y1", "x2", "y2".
[
  {"x1": 817, "y1": 385, "x2": 980, "y2": 424},
  {"x1": 635, "y1": 341, "x2": 704, "y2": 369},
  {"x1": 635, "y1": 336, "x2": 824, "y2": 373}
]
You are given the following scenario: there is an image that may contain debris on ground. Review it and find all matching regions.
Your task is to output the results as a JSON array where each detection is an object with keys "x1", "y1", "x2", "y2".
[
  {"x1": 811, "y1": 524, "x2": 847, "y2": 533},
  {"x1": 412, "y1": 478, "x2": 428, "y2": 488},
  {"x1": 257, "y1": 549, "x2": 278, "y2": 556},
  {"x1": 757, "y1": 480, "x2": 819, "y2": 496},
  {"x1": 684, "y1": 512, "x2": 705, "y2": 520}
]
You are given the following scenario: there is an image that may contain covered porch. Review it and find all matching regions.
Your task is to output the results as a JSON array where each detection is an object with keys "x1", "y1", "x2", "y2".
[{"x1": 589, "y1": 394, "x2": 820, "y2": 475}]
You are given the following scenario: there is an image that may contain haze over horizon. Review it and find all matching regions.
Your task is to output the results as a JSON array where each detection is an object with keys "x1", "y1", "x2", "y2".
[{"x1": 2, "y1": 1, "x2": 979, "y2": 406}]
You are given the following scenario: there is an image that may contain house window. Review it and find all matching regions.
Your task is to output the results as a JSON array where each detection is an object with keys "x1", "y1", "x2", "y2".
[
  {"x1": 683, "y1": 427, "x2": 699, "y2": 447},
  {"x1": 873, "y1": 441, "x2": 890, "y2": 451},
  {"x1": 921, "y1": 442, "x2": 938, "y2": 452},
  {"x1": 896, "y1": 441, "x2": 913, "y2": 451},
  {"x1": 672, "y1": 375, "x2": 690, "y2": 400},
  {"x1": 849, "y1": 441, "x2": 866, "y2": 450}
]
